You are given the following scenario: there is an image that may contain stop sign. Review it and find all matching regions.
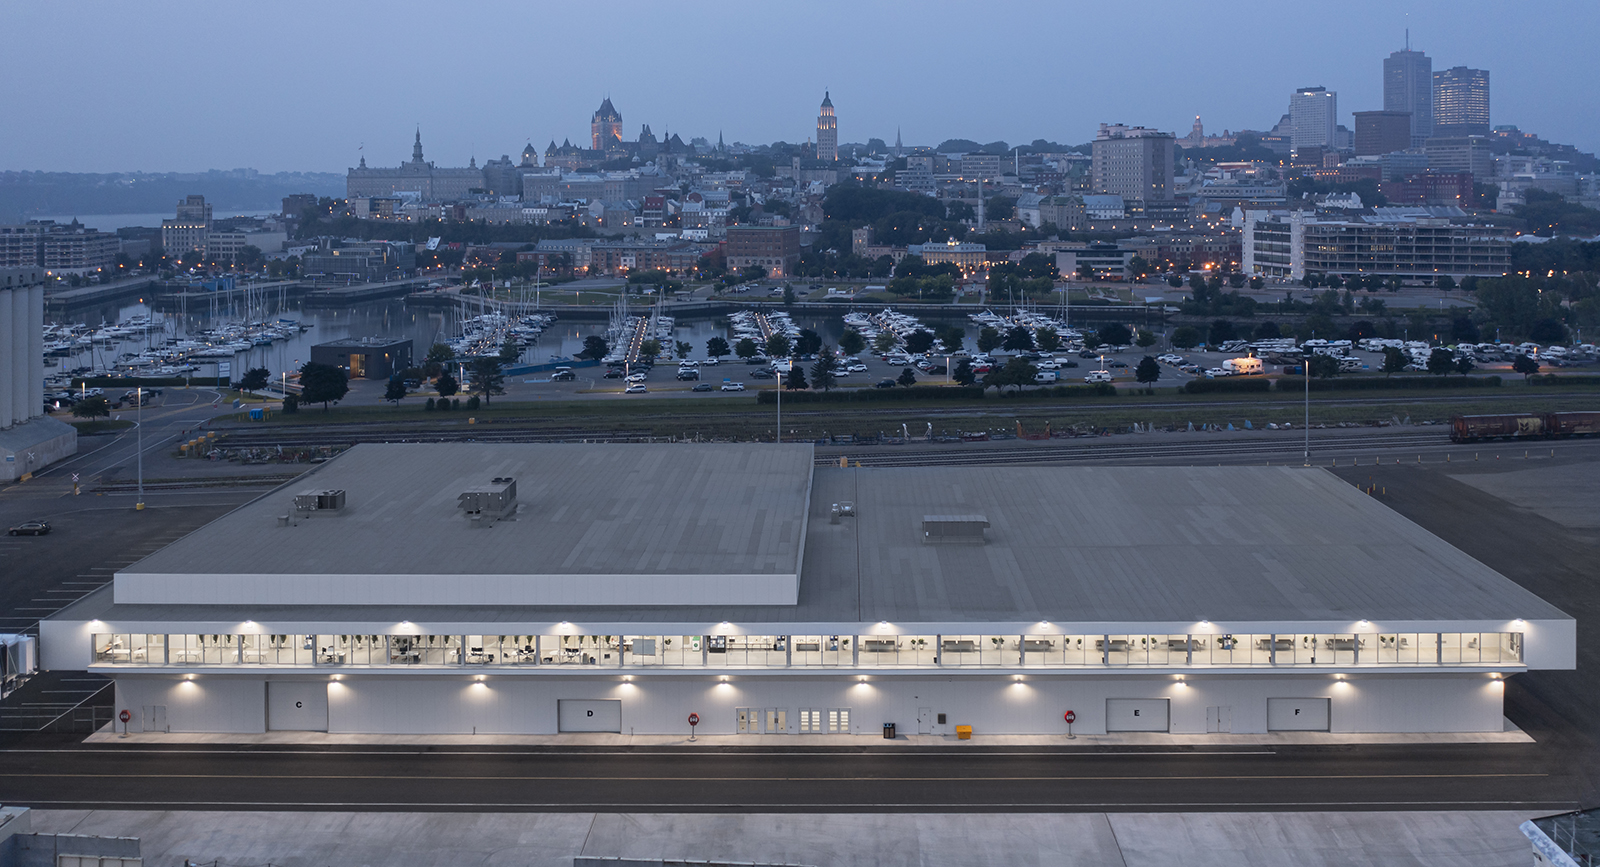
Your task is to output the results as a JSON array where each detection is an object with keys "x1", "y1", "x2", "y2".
[
  {"x1": 1064, "y1": 710, "x2": 1076, "y2": 724},
  {"x1": 688, "y1": 713, "x2": 700, "y2": 726},
  {"x1": 119, "y1": 709, "x2": 131, "y2": 723}
]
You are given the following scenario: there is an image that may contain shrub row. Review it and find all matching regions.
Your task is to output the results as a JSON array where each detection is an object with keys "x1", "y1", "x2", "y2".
[
  {"x1": 1274, "y1": 375, "x2": 1501, "y2": 391},
  {"x1": 993, "y1": 383, "x2": 1118, "y2": 399},
  {"x1": 757, "y1": 385, "x2": 985, "y2": 404},
  {"x1": 1530, "y1": 374, "x2": 1600, "y2": 387},
  {"x1": 424, "y1": 397, "x2": 479, "y2": 410},
  {"x1": 1183, "y1": 378, "x2": 1272, "y2": 394}
]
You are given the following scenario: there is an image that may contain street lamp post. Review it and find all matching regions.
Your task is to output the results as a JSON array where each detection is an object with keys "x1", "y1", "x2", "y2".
[
  {"x1": 135, "y1": 387, "x2": 145, "y2": 511},
  {"x1": 1302, "y1": 349, "x2": 1311, "y2": 466}
]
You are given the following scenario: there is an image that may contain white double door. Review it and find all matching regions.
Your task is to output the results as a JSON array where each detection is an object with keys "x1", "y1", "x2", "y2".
[{"x1": 736, "y1": 706, "x2": 788, "y2": 733}]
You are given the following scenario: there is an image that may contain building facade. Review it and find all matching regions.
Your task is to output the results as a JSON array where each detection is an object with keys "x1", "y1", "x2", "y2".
[
  {"x1": 1091, "y1": 124, "x2": 1174, "y2": 204},
  {"x1": 1289, "y1": 87, "x2": 1337, "y2": 149},
  {"x1": 346, "y1": 132, "x2": 485, "y2": 202},
  {"x1": 1384, "y1": 47, "x2": 1434, "y2": 146},
  {"x1": 1243, "y1": 209, "x2": 1511, "y2": 281},
  {"x1": 42, "y1": 445, "x2": 1572, "y2": 738},
  {"x1": 725, "y1": 225, "x2": 800, "y2": 278},
  {"x1": 1424, "y1": 136, "x2": 1493, "y2": 182},
  {"x1": 1434, "y1": 67, "x2": 1491, "y2": 137},
  {"x1": 815, "y1": 92, "x2": 837, "y2": 162},
  {"x1": 0, "y1": 268, "x2": 76, "y2": 481},
  {"x1": 1353, "y1": 110, "x2": 1413, "y2": 156}
]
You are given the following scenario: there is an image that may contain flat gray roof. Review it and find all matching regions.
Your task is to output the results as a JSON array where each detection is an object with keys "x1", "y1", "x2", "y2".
[{"x1": 71, "y1": 450, "x2": 1566, "y2": 628}]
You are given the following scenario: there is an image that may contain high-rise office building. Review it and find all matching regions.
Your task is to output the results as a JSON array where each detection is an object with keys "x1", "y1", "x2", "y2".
[
  {"x1": 1434, "y1": 67, "x2": 1490, "y2": 137},
  {"x1": 1353, "y1": 110, "x2": 1414, "y2": 156},
  {"x1": 1289, "y1": 87, "x2": 1337, "y2": 149},
  {"x1": 1090, "y1": 123, "x2": 1174, "y2": 203},
  {"x1": 816, "y1": 92, "x2": 838, "y2": 162},
  {"x1": 1384, "y1": 46, "x2": 1433, "y2": 146}
]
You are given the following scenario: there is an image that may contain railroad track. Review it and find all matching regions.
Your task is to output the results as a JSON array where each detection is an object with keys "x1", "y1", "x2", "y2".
[{"x1": 818, "y1": 431, "x2": 1452, "y2": 467}]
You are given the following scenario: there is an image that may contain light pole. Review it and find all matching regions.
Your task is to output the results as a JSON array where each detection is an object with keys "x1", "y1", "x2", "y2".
[
  {"x1": 135, "y1": 387, "x2": 145, "y2": 511},
  {"x1": 1302, "y1": 349, "x2": 1311, "y2": 466}
]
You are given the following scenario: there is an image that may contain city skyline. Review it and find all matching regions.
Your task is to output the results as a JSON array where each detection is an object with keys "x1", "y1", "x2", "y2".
[{"x1": 6, "y1": 0, "x2": 1600, "y2": 174}]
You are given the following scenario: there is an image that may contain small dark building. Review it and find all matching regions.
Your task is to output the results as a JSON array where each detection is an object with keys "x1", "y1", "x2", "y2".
[{"x1": 310, "y1": 338, "x2": 412, "y2": 380}]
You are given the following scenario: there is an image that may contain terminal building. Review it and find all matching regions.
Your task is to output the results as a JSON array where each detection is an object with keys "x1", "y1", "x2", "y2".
[{"x1": 42, "y1": 443, "x2": 1571, "y2": 737}]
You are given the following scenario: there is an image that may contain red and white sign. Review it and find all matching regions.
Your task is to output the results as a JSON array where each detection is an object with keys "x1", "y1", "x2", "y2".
[
  {"x1": 688, "y1": 713, "x2": 700, "y2": 726},
  {"x1": 1063, "y1": 710, "x2": 1076, "y2": 724},
  {"x1": 119, "y1": 709, "x2": 131, "y2": 723}
]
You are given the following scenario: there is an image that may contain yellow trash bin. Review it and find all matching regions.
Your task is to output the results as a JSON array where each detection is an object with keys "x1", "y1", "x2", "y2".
[{"x1": 956, "y1": 725, "x2": 972, "y2": 740}]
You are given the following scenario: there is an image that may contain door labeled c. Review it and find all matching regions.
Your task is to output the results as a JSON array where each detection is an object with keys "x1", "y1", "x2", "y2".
[
  {"x1": 267, "y1": 682, "x2": 328, "y2": 731},
  {"x1": 558, "y1": 699, "x2": 621, "y2": 732}
]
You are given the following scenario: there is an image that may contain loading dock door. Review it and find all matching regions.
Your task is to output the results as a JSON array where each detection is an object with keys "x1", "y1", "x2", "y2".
[
  {"x1": 1106, "y1": 698, "x2": 1170, "y2": 732},
  {"x1": 267, "y1": 682, "x2": 328, "y2": 731},
  {"x1": 1267, "y1": 697, "x2": 1330, "y2": 731},
  {"x1": 558, "y1": 699, "x2": 622, "y2": 732}
]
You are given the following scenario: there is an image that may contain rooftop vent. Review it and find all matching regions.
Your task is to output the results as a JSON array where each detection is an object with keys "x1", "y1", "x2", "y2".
[
  {"x1": 922, "y1": 514, "x2": 988, "y2": 544},
  {"x1": 459, "y1": 477, "x2": 517, "y2": 528},
  {"x1": 292, "y1": 489, "x2": 346, "y2": 514}
]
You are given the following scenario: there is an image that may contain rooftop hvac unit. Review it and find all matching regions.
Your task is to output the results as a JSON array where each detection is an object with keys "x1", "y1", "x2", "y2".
[
  {"x1": 459, "y1": 477, "x2": 517, "y2": 527},
  {"x1": 922, "y1": 514, "x2": 990, "y2": 544},
  {"x1": 292, "y1": 489, "x2": 346, "y2": 513}
]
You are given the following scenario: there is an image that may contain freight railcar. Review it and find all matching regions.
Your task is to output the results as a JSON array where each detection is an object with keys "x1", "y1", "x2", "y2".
[{"x1": 1450, "y1": 412, "x2": 1600, "y2": 442}]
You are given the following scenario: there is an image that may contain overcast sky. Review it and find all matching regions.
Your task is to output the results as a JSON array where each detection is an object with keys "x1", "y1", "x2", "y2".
[{"x1": 7, "y1": 0, "x2": 1598, "y2": 173}]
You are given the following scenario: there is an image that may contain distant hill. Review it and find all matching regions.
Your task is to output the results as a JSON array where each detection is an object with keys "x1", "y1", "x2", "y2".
[{"x1": 0, "y1": 170, "x2": 346, "y2": 219}]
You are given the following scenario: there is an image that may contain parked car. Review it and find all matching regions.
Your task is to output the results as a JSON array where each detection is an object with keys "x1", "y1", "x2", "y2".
[
  {"x1": 7, "y1": 520, "x2": 50, "y2": 536},
  {"x1": 847, "y1": 363, "x2": 868, "y2": 373},
  {"x1": 626, "y1": 372, "x2": 647, "y2": 383},
  {"x1": 691, "y1": 383, "x2": 714, "y2": 392},
  {"x1": 750, "y1": 369, "x2": 776, "y2": 379},
  {"x1": 551, "y1": 370, "x2": 576, "y2": 382},
  {"x1": 624, "y1": 384, "x2": 648, "y2": 394},
  {"x1": 675, "y1": 371, "x2": 700, "y2": 381},
  {"x1": 874, "y1": 379, "x2": 896, "y2": 388},
  {"x1": 720, "y1": 382, "x2": 746, "y2": 391},
  {"x1": 603, "y1": 369, "x2": 625, "y2": 379}
]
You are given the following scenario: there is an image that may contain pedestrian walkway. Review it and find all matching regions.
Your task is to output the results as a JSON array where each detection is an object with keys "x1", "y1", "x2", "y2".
[{"x1": 85, "y1": 717, "x2": 1532, "y2": 747}]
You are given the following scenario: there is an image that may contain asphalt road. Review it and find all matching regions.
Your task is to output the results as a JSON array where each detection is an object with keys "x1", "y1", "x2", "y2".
[{"x1": 0, "y1": 740, "x2": 1578, "y2": 813}]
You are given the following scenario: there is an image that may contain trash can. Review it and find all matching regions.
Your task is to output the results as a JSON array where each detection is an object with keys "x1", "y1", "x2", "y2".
[
  {"x1": 882, "y1": 722, "x2": 896, "y2": 739},
  {"x1": 956, "y1": 725, "x2": 973, "y2": 740}
]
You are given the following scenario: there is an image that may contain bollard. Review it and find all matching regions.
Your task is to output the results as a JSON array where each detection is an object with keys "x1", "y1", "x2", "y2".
[
  {"x1": 1525, "y1": 450, "x2": 1529, "y2": 459},
  {"x1": 1446, "y1": 454, "x2": 1450, "y2": 462},
  {"x1": 1418, "y1": 455, "x2": 1422, "y2": 463},
  {"x1": 1382, "y1": 487, "x2": 1386, "y2": 495}
]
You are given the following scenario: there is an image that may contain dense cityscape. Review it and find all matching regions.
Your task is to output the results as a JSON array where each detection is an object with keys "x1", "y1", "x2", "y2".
[{"x1": 5, "y1": 6, "x2": 1600, "y2": 866}]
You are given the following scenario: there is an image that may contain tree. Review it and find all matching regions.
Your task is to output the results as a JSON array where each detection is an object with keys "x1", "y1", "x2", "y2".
[
  {"x1": 1437, "y1": 275, "x2": 1457, "y2": 290},
  {"x1": 1081, "y1": 332, "x2": 1102, "y2": 350},
  {"x1": 952, "y1": 358, "x2": 976, "y2": 385},
  {"x1": 385, "y1": 377, "x2": 408, "y2": 405},
  {"x1": 976, "y1": 326, "x2": 1002, "y2": 353},
  {"x1": 498, "y1": 338, "x2": 521, "y2": 366},
  {"x1": 1455, "y1": 353, "x2": 1476, "y2": 376},
  {"x1": 1249, "y1": 276, "x2": 1264, "y2": 290},
  {"x1": 1093, "y1": 323, "x2": 1129, "y2": 347},
  {"x1": 1253, "y1": 321, "x2": 1281, "y2": 340},
  {"x1": 282, "y1": 394, "x2": 298, "y2": 413},
  {"x1": 784, "y1": 365, "x2": 809, "y2": 390},
  {"x1": 1129, "y1": 256, "x2": 1151, "y2": 280},
  {"x1": 578, "y1": 335, "x2": 609, "y2": 361},
  {"x1": 735, "y1": 337, "x2": 760, "y2": 361},
  {"x1": 675, "y1": 340, "x2": 693, "y2": 359},
  {"x1": 810, "y1": 346, "x2": 838, "y2": 391},
  {"x1": 796, "y1": 329, "x2": 823, "y2": 357},
  {"x1": 904, "y1": 330, "x2": 936, "y2": 355},
  {"x1": 897, "y1": 367, "x2": 917, "y2": 387},
  {"x1": 839, "y1": 329, "x2": 867, "y2": 357},
  {"x1": 1529, "y1": 317, "x2": 1569, "y2": 345},
  {"x1": 870, "y1": 331, "x2": 898, "y2": 354},
  {"x1": 1381, "y1": 346, "x2": 1408, "y2": 376},
  {"x1": 1207, "y1": 320, "x2": 1235, "y2": 346},
  {"x1": 436, "y1": 371, "x2": 459, "y2": 397},
  {"x1": 238, "y1": 367, "x2": 270, "y2": 391},
  {"x1": 1166, "y1": 275, "x2": 1184, "y2": 288},
  {"x1": 469, "y1": 357, "x2": 506, "y2": 404},
  {"x1": 984, "y1": 356, "x2": 1037, "y2": 393},
  {"x1": 765, "y1": 332, "x2": 792, "y2": 359},
  {"x1": 298, "y1": 362, "x2": 349, "y2": 411},
  {"x1": 783, "y1": 286, "x2": 796, "y2": 305},
  {"x1": 1171, "y1": 326, "x2": 1201, "y2": 349},
  {"x1": 1001, "y1": 325, "x2": 1035, "y2": 352},
  {"x1": 72, "y1": 395, "x2": 110, "y2": 419},
  {"x1": 706, "y1": 336, "x2": 731, "y2": 360},
  {"x1": 1135, "y1": 355, "x2": 1161, "y2": 391},
  {"x1": 1228, "y1": 272, "x2": 1247, "y2": 289},
  {"x1": 1513, "y1": 354, "x2": 1541, "y2": 380},
  {"x1": 1426, "y1": 347, "x2": 1455, "y2": 376},
  {"x1": 1135, "y1": 329, "x2": 1156, "y2": 348},
  {"x1": 425, "y1": 343, "x2": 454, "y2": 365},
  {"x1": 936, "y1": 325, "x2": 966, "y2": 352},
  {"x1": 1309, "y1": 354, "x2": 1341, "y2": 379},
  {"x1": 638, "y1": 338, "x2": 662, "y2": 364}
]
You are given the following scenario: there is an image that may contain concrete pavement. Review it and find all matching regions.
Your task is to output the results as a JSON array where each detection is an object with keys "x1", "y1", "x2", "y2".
[{"x1": 26, "y1": 809, "x2": 1540, "y2": 866}]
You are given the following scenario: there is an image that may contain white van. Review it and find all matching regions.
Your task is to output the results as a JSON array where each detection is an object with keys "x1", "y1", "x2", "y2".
[
  {"x1": 1084, "y1": 370, "x2": 1113, "y2": 384},
  {"x1": 1034, "y1": 370, "x2": 1059, "y2": 383}
]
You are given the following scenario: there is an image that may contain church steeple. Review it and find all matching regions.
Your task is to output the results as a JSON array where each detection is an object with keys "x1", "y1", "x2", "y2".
[
  {"x1": 412, "y1": 129, "x2": 425, "y2": 163},
  {"x1": 894, "y1": 127, "x2": 903, "y2": 159}
]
